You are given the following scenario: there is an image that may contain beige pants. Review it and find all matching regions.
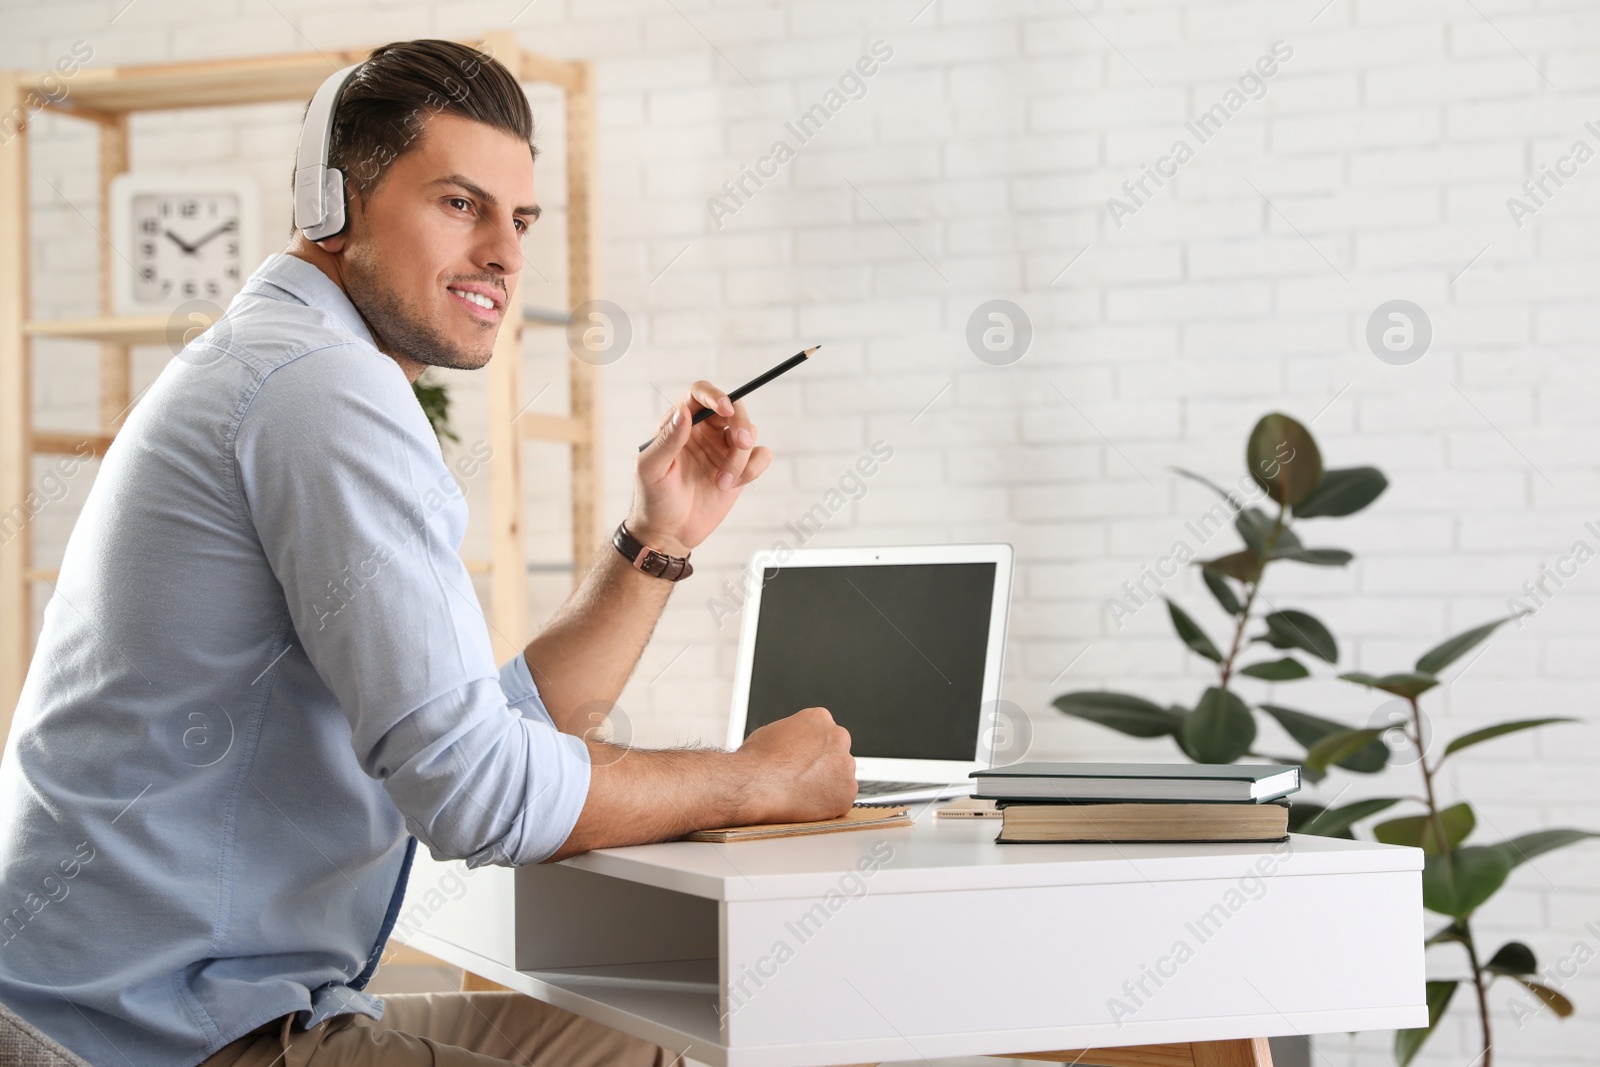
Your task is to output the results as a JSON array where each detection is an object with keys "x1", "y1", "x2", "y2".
[{"x1": 198, "y1": 991, "x2": 673, "y2": 1067}]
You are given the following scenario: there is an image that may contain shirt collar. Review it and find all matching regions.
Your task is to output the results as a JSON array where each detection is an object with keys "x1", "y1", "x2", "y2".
[{"x1": 242, "y1": 252, "x2": 379, "y2": 350}]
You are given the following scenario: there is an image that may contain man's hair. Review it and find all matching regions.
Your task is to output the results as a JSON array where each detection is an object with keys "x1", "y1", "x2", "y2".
[{"x1": 293, "y1": 39, "x2": 536, "y2": 222}]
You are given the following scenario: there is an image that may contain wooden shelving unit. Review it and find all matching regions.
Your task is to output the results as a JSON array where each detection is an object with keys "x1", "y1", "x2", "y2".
[{"x1": 0, "y1": 32, "x2": 602, "y2": 744}]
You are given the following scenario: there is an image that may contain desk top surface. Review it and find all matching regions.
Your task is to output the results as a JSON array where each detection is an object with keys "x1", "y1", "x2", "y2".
[{"x1": 559, "y1": 805, "x2": 1422, "y2": 901}]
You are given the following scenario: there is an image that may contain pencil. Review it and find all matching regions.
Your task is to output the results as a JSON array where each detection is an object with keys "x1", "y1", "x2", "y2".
[{"x1": 638, "y1": 345, "x2": 820, "y2": 452}]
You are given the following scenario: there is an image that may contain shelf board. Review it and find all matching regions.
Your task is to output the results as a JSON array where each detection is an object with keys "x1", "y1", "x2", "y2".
[
  {"x1": 30, "y1": 42, "x2": 583, "y2": 116},
  {"x1": 33, "y1": 431, "x2": 113, "y2": 458},
  {"x1": 525, "y1": 307, "x2": 569, "y2": 326},
  {"x1": 25, "y1": 316, "x2": 206, "y2": 346},
  {"x1": 36, "y1": 47, "x2": 385, "y2": 114}
]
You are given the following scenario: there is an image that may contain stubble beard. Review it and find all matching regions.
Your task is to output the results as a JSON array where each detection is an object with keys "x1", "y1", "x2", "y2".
[{"x1": 343, "y1": 240, "x2": 494, "y2": 372}]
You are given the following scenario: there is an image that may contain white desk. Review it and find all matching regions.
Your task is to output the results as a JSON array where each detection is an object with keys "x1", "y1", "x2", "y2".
[{"x1": 395, "y1": 809, "x2": 1426, "y2": 1067}]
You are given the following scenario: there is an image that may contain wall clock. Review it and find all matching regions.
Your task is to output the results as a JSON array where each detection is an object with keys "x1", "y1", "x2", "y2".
[{"x1": 111, "y1": 173, "x2": 261, "y2": 316}]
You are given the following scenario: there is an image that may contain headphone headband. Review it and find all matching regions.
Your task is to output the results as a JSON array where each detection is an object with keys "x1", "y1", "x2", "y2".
[{"x1": 294, "y1": 62, "x2": 363, "y2": 242}]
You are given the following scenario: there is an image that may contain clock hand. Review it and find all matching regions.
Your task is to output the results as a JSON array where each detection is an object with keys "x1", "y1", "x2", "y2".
[
  {"x1": 186, "y1": 220, "x2": 236, "y2": 251},
  {"x1": 163, "y1": 228, "x2": 198, "y2": 255}
]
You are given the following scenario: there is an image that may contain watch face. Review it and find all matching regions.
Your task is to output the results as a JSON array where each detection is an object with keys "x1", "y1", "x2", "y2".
[{"x1": 131, "y1": 192, "x2": 243, "y2": 306}]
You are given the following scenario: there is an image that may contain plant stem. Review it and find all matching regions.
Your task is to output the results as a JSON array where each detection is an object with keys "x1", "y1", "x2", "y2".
[
  {"x1": 1462, "y1": 920, "x2": 1494, "y2": 1067},
  {"x1": 1408, "y1": 696, "x2": 1492, "y2": 1067},
  {"x1": 1218, "y1": 507, "x2": 1286, "y2": 690},
  {"x1": 1409, "y1": 697, "x2": 1440, "y2": 830},
  {"x1": 1218, "y1": 580, "x2": 1261, "y2": 690}
]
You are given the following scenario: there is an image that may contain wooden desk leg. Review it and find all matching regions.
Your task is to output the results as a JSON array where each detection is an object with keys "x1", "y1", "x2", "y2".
[
  {"x1": 1004, "y1": 1037, "x2": 1273, "y2": 1067},
  {"x1": 461, "y1": 970, "x2": 515, "y2": 993},
  {"x1": 1190, "y1": 1039, "x2": 1273, "y2": 1067}
]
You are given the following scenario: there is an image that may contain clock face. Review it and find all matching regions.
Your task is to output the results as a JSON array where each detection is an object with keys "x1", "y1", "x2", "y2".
[{"x1": 130, "y1": 192, "x2": 244, "y2": 306}]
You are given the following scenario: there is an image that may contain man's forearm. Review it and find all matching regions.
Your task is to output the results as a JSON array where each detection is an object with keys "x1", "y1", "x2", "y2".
[
  {"x1": 521, "y1": 541, "x2": 675, "y2": 735},
  {"x1": 543, "y1": 706, "x2": 857, "y2": 861},
  {"x1": 543, "y1": 740, "x2": 757, "y2": 861}
]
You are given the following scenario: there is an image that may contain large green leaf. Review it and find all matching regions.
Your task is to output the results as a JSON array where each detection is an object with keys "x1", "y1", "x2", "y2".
[
  {"x1": 1287, "y1": 801, "x2": 1337, "y2": 835},
  {"x1": 1172, "y1": 467, "x2": 1243, "y2": 512},
  {"x1": 1202, "y1": 569, "x2": 1243, "y2": 616},
  {"x1": 1235, "y1": 508, "x2": 1297, "y2": 556},
  {"x1": 1442, "y1": 717, "x2": 1576, "y2": 760},
  {"x1": 1260, "y1": 704, "x2": 1389, "y2": 773},
  {"x1": 1261, "y1": 610, "x2": 1338, "y2": 662},
  {"x1": 1294, "y1": 466, "x2": 1387, "y2": 518},
  {"x1": 1339, "y1": 671, "x2": 1439, "y2": 699},
  {"x1": 1239, "y1": 657, "x2": 1310, "y2": 681},
  {"x1": 1422, "y1": 846, "x2": 1513, "y2": 919},
  {"x1": 1248, "y1": 413, "x2": 1324, "y2": 506},
  {"x1": 1375, "y1": 803, "x2": 1475, "y2": 856},
  {"x1": 1293, "y1": 796, "x2": 1401, "y2": 838},
  {"x1": 1265, "y1": 547, "x2": 1353, "y2": 567},
  {"x1": 1517, "y1": 980, "x2": 1574, "y2": 1017},
  {"x1": 1484, "y1": 941, "x2": 1537, "y2": 977},
  {"x1": 1165, "y1": 599, "x2": 1222, "y2": 663},
  {"x1": 1487, "y1": 829, "x2": 1600, "y2": 872},
  {"x1": 1305, "y1": 727, "x2": 1388, "y2": 774},
  {"x1": 1053, "y1": 692, "x2": 1183, "y2": 738},
  {"x1": 1201, "y1": 549, "x2": 1262, "y2": 584},
  {"x1": 1181, "y1": 687, "x2": 1255, "y2": 764},
  {"x1": 1395, "y1": 981, "x2": 1458, "y2": 1066},
  {"x1": 1415, "y1": 617, "x2": 1515, "y2": 674}
]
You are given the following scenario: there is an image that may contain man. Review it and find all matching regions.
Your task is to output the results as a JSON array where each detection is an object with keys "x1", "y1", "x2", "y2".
[{"x1": 0, "y1": 39, "x2": 855, "y2": 1067}]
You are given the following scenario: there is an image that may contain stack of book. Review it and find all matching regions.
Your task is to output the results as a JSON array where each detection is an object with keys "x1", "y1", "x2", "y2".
[{"x1": 968, "y1": 762, "x2": 1301, "y2": 844}]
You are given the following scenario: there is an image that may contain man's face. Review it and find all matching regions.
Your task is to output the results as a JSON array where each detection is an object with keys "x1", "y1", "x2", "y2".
[{"x1": 338, "y1": 111, "x2": 539, "y2": 374}]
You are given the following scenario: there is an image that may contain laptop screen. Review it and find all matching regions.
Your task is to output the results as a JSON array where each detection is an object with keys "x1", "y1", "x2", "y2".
[{"x1": 742, "y1": 562, "x2": 997, "y2": 761}]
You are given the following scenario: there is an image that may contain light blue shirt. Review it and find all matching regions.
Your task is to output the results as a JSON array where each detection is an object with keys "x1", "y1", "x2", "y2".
[{"x1": 0, "y1": 252, "x2": 592, "y2": 1067}]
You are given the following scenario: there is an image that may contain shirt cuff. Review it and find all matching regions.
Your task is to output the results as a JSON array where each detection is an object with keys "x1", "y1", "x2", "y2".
[
  {"x1": 484, "y1": 652, "x2": 593, "y2": 866},
  {"x1": 510, "y1": 722, "x2": 591, "y2": 866}
]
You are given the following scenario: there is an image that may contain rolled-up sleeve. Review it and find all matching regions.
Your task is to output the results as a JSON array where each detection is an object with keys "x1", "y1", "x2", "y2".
[
  {"x1": 498, "y1": 646, "x2": 563, "y2": 731},
  {"x1": 233, "y1": 342, "x2": 590, "y2": 866}
]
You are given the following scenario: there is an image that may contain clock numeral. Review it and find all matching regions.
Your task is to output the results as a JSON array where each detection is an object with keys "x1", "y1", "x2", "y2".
[
  {"x1": 140, "y1": 218, "x2": 158, "y2": 235},
  {"x1": 226, "y1": 241, "x2": 238, "y2": 256},
  {"x1": 181, "y1": 199, "x2": 198, "y2": 218},
  {"x1": 182, "y1": 280, "x2": 196, "y2": 297},
  {"x1": 139, "y1": 266, "x2": 155, "y2": 282},
  {"x1": 205, "y1": 280, "x2": 219, "y2": 298},
  {"x1": 226, "y1": 265, "x2": 239, "y2": 280}
]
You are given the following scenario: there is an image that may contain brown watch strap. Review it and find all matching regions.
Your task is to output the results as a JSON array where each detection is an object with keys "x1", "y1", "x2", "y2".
[{"x1": 612, "y1": 523, "x2": 694, "y2": 581}]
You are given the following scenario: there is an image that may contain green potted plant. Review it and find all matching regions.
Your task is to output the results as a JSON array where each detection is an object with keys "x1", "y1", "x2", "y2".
[{"x1": 1053, "y1": 413, "x2": 1595, "y2": 1065}]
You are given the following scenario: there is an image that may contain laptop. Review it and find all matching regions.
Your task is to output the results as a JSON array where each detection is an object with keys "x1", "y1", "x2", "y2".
[{"x1": 726, "y1": 543, "x2": 1015, "y2": 804}]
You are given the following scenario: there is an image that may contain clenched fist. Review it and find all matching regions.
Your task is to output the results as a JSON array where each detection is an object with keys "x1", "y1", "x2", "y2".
[{"x1": 735, "y1": 707, "x2": 857, "y2": 823}]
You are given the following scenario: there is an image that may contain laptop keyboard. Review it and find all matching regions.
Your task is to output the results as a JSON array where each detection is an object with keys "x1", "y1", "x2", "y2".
[{"x1": 856, "y1": 779, "x2": 940, "y2": 797}]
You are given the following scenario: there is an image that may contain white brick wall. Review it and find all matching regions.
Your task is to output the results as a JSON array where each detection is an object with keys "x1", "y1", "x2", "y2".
[{"x1": 6, "y1": 0, "x2": 1600, "y2": 1063}]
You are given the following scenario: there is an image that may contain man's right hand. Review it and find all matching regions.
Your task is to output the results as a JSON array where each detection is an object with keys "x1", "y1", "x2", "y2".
[
  {"x1": 734, "y1": 707, "x2": 857, "y2": 824},
  {"x1": 547, "y1": 706, "x2": 857, "y2": 861}
]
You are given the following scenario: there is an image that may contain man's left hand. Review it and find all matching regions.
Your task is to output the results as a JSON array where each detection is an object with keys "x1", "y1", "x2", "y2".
[{"x1": 627, "y1": 381, "x2": 773, "y2": 556}]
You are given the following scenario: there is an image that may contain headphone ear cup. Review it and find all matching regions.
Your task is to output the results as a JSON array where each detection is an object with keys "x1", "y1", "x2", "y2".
[{"x1": 319, "y1": 166, "x2": 347, "y2": 238}]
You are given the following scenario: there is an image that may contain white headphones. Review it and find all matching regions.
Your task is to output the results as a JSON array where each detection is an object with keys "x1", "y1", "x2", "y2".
[{"x1": 293, "y1": 62, "x2": 364, "y2": 241}]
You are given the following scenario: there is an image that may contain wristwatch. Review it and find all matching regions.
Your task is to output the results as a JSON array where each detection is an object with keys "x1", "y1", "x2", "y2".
[{"x1": 612, "y1": 522, "x2": 694, "y2": 581}]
